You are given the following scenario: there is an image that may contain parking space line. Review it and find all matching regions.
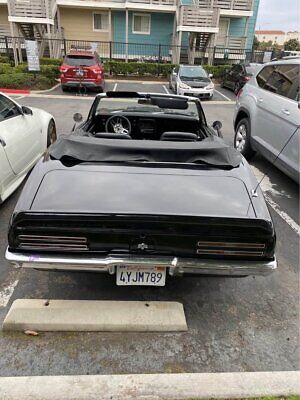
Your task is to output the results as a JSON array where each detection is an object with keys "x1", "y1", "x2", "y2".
[
  {"x1": 113, "y1": 83, "x2": 118, "y2": 92},
  {"x1": 162, "y1": 85, "x2": 170, "y2": 94},
  {"x1": 265, "y1": 194, "x2": 300, "y2": 235},
  {"x1": 214, "y1": 89, "x2": 233, "y2": 102},
  {"x1": 0, "y1": 279, "x2": 19, "y2": 308}
]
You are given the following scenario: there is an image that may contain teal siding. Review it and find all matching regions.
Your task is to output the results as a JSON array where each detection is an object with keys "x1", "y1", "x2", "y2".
[
  {"x1": 246, "y1": 0, "x2": 260, "y2": 48},
  {"x1": 113, "y1": 11, "x2": 174, "y2": 45},
  {"x1": 229, "y1": 18, "x2": 247, "y2": 37}
]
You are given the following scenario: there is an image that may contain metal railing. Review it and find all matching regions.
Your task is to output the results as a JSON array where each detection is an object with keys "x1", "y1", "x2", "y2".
[{"x1": 0, "y1": 35, "x2": 278, "y2": 66}]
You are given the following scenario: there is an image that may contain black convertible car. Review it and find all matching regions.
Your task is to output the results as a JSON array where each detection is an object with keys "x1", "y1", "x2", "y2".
[{"x1": 6, "y1": 92, "x2": 276, "y2": 286}]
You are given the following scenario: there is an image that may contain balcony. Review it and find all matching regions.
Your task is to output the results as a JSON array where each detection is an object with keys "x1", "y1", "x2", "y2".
[
  {"x1": 8, "y1": 0, "x2": 57, "y2": 23},
  {"x1": 195, "y1": 0, "x2": 253, "y2": 15},
  {"x1": 178, "y1": 6, "x2": 219, "y2": 32},
  {"x1": 216, "y1": 35, "x2": 247, "y2": 48}
]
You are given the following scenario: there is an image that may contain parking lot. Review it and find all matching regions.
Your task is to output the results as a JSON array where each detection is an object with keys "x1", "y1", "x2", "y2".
[{"x1": 0, "y1": 82, "x2": 299, "y2": 377}]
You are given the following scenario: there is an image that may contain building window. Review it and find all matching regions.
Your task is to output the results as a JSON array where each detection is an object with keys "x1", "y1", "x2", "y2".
[
  {"x1": 132, "y1": 13, "x2": 151, "y2": 35},
  {"x1": 93, "y1": 13, "x2": 109, "y2": 32}
]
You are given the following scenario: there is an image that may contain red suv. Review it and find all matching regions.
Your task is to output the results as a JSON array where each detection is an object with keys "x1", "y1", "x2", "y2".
[{"x1": 60, "y1": 50, "x2": 105, "y2": 92}]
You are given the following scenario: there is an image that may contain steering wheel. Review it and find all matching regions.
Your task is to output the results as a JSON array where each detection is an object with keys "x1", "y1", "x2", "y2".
[{"x1": 105, "y1": 115, "x2": 132, "y2": 135}]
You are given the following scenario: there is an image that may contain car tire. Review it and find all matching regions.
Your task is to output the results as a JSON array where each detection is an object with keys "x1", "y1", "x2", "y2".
[
  {"x1": 61, "y1": 85, "x2": 68, "y2": 92},
  {"x1": 234, "y1": 82, "x2": 240, "y2": 95},
  {"x1": 47, "y1": 119, "x2": 57, "y2": 147},
  {"x1": 234, "y1": 118, "x2": 255, "y2": 159},
  {"x1": 220, "y1": 80, "x2": 225, "y2": 88}
]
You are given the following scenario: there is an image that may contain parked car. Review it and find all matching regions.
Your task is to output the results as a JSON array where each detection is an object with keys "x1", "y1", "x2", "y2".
[
  {"x1": 221, "y1": 63, "x2": 262, "y2": 95},
  {"x1": 6, "y1": 92, "x2": 277, "y2": 285},
  {"x1": 169, "y1": 65, "x2": 214, "y2": 99},
  {"x1": 0, "y1": 92, "x2": 56, "y2": 204},
  {"x1": 60, "y1": 50, "x2": 105, "y2": 92},
  {"x1": 234, "y1": 59, "x2": 300, "y2": 183}
]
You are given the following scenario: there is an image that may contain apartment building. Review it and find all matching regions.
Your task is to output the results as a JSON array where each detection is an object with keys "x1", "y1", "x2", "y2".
[{"x1": 0, "y1": 0, "x2": 259, "y2": 63}]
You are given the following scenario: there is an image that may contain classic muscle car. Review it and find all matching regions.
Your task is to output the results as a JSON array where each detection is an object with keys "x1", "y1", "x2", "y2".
[{"x1": 6, "y1": 92, "x2": 276, "y2": 286}]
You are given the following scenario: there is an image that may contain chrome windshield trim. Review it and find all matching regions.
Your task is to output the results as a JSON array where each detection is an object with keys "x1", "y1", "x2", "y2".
[{"x1": 6, "y1": 248, "x2": 277, "y2": 276}]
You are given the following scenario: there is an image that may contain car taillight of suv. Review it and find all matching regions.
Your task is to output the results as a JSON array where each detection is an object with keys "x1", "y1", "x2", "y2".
[{"x1": 60, "y1": 51, "x2": 105, "y2": 93}]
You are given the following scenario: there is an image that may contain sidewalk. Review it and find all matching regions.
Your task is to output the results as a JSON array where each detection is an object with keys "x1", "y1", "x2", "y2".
[{"x1": 0, "y1": 371, "x2": 299, "y2": 400}]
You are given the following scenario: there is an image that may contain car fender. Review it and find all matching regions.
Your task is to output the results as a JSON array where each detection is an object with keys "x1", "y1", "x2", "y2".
[{"x1": 30, "y1": 107, "x2": 55, "y2": 149}]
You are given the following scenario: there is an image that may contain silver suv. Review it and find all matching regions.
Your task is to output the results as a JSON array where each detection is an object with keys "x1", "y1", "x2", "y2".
[{"x1": 233, "y1": 59, "x2": 299, "y2": 183}]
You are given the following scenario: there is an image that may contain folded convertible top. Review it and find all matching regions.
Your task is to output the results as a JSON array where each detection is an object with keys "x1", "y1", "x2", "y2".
[{"x1": 49, "y1": 134, "x2": 242, "y2": 169}]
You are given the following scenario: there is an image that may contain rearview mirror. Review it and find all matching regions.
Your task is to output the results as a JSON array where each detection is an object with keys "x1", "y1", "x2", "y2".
[
  {"x1": 73, "y1": 113, "x2": 83, "y2": 123},
  {"x1": 212, "y1": 120, "x2": 223, "y2": 138}
]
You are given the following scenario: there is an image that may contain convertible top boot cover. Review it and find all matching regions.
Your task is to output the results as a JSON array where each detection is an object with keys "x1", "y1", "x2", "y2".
[{"x1": 48, "y1": 134, "x2": 242, "y2": 169}]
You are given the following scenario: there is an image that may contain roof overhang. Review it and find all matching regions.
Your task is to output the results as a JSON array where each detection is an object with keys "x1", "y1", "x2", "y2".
[
  {"x1": 57, "y1": 0, "x2": 176, "y2": 12},
  {"x1": 220, "y1": 9, "x2": 253, "y2": 17}
]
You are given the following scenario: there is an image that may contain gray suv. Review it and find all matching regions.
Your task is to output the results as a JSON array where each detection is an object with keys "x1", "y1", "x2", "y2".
[{"x1": 233, "y1": 59, "x2": 299, "y2": 183}]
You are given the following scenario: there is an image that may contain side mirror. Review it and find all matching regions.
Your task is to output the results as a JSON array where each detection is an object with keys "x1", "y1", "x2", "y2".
[
  {"x1": 73, "y1": 113, "x2": 83, "y2": 123},
  {"x1": 212, "y1": 120, "x2": 223, "y2": 138},
  {"x1": 209, "y1": 73, "x2": 213, "y2": 78},
  {"x1": 22, "y1": 106, "x2": 33, "y2": 115}
]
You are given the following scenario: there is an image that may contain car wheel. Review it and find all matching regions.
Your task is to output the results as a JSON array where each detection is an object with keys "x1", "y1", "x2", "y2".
[
  {"x1": 234, "y1": 118, "x2": 255, "y2": 159},
  {"x1": 47, "y1": 119, "x2": 57, "y2": 147},
  {"x1": 220, "y1": 80, "x2": 225, "y2": 88},
  {"x1": 234, "y1": 82, "x2": 240, "y2": 95},
  {"x1": 61, "y1": 85, "x2": 68, "y2": 92}
]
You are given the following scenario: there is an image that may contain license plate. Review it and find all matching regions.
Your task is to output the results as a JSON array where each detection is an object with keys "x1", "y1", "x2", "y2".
[{"x1": 116, "y1": 266, "x2": 166, "y2": 286}]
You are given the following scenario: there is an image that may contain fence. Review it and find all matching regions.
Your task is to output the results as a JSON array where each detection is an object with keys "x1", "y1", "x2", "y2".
[{"x1": 0, "y1": 35, "x2": 281, "y2": 66}]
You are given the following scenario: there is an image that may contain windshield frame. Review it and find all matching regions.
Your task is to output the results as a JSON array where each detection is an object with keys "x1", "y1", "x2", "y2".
[{"x1": 88, "y1": 93, "x2": 207, "y2": 125}]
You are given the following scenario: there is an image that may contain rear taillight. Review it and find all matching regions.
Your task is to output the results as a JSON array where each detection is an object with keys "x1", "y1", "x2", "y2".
[
  {"x1": 60, "y1": 66, "x2": 68, "y2": 73},
  {"x1": 92, "y1": 68, "x2": 101, "y2": 74},
  {"x1": 244, "y1": 76, "x2": 251, "y2": 81}
]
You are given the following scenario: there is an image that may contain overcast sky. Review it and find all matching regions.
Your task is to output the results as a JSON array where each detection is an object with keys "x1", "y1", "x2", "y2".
[{"x1": 256, "y1": 0, "x2": 300, "y2": 31}]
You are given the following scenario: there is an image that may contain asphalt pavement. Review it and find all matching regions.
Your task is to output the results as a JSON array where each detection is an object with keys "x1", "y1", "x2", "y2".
[{"x1": 0, "y1": 82, "x2": 298, "y2": 376}]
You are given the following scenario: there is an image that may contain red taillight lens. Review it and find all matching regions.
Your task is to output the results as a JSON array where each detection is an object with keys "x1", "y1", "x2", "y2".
[{"x1": 60, "y1": 66, "x2": 68, "y2": 73}]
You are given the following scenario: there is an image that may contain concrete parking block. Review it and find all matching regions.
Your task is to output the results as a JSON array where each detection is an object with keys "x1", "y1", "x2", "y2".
[
  {"x1": 2, "y1": 299, "x2": 187, "y2": 332},
  {"x1": 0, "y1": 371, "x2": 299, "y2": 400}
]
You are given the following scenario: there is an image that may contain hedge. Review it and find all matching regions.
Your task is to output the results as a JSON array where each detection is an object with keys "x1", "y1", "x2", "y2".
[
  {"x1": 39, "y1": 57, "x2": 63, "y2": 66},
  {"x1": 0, "y1": 73, "x2": 55, "y2": 90},
  {"x1": 104, "y1": 61, "x2": 230, "y2": 78},
  {"x1": 0, "y1": 55, "x2": 9, "y2": 63},
  {"x1": 14, "y1": 63, "x2": 60, "y2": 79},
  {"x1": 0, "y1": 63, "x2": 13, "y2": 74},
  {"x1": 105, "y1": 61, "x2": 175, "y2": 77}
]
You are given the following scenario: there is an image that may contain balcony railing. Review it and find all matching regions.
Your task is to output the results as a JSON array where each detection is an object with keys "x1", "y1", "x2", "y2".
[
  {"x1": 194, "y1": 0, "x2": 253, "y2": 11},
  {"x1": 216, "y1": 35, "x2": 247, "y2": 48},
  {"x1": 180, "y1": 6, "x2": 219, "y2": 30},
  {"x1": 8, "y1": 0, "x2": 56, "y2": 20},
  {"x1": 128, "y1": 0, "x2": 176, "y2": 4}
]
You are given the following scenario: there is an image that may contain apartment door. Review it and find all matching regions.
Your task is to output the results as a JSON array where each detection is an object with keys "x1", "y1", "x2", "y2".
[{"x1": 216, "y1": 19, "x2": 229, "y2": 47}]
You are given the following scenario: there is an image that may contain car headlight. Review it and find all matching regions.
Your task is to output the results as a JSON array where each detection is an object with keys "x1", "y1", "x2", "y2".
[
  {"x1": 179, "y1": 82, "x2": 190, "y2": 89},
  {"x1": 206, "y1": 82, "x2": 214, "y2": 90}
]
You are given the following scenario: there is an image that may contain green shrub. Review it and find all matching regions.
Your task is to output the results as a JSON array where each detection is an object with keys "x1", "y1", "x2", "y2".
[
  {"x1": 0, "y1": 55, "x2": 9, "y2": 63},
  {"x1": 0, "y1": 73, "x2": 55, "y2": 90},
  {"x1": 202, "y1": 64, "x2": 231, "y2": 79},
  {"x1": 0, "y1": 63, "x2": 13, "y2": 74},
  {"x1": 14, "y1": 63, "x2": 59, "y2": 79},
  {"x1": 105, "y1": 61, "x2": 175, "y2": 77},
  {"x1": 39, "y1": 57, "x2": 63, "y2": 66}
]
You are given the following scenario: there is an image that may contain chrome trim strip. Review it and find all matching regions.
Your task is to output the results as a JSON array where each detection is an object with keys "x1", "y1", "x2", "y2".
[
  {"x1": 197, "y1": 241, "x2": 266, "y2": 249},
  {"x1": 5, "y1": 248, "x2": 277, "y2": 276}
]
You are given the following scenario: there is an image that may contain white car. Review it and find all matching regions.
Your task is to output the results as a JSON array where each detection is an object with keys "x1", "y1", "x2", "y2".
[
  {"x1": 0, "y1": 93, "x2": 56, "y2": 203},
  {"x1": 169, "y1": 65, "x2": 214, "y2": 99}
]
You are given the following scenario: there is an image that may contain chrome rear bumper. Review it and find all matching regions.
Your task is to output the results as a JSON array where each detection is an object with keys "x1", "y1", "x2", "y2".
[{"x1": 6, "y1": 249, "x2": 277, "y2": 276}]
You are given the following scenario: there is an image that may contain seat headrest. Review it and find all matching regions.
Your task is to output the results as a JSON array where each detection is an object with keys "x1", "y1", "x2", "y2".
[
  {"x1": 161, "y1": 131, "x2": 198, "y2": 142},
  {"x1": 94, "y1": 132, "x2": 132, "y2": 140}
]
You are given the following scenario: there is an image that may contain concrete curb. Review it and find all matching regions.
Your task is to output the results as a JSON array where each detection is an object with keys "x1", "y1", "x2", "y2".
[
  {"x1": 0, "y1": 371, "x2": 299, "y2": 400},
  {"x1": 2, "y1": 299, "x2": 187, "y2": 332}
]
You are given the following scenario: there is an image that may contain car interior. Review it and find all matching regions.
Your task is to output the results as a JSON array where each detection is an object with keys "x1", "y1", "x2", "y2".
[{"x1": 79, "y1": 93, "x2": 209, "y2": 142}]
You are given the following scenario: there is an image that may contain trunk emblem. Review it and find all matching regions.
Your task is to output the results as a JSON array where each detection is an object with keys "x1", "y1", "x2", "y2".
[{"x1": 137, "y1": 243, "x2": 149, "y2": 251}]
